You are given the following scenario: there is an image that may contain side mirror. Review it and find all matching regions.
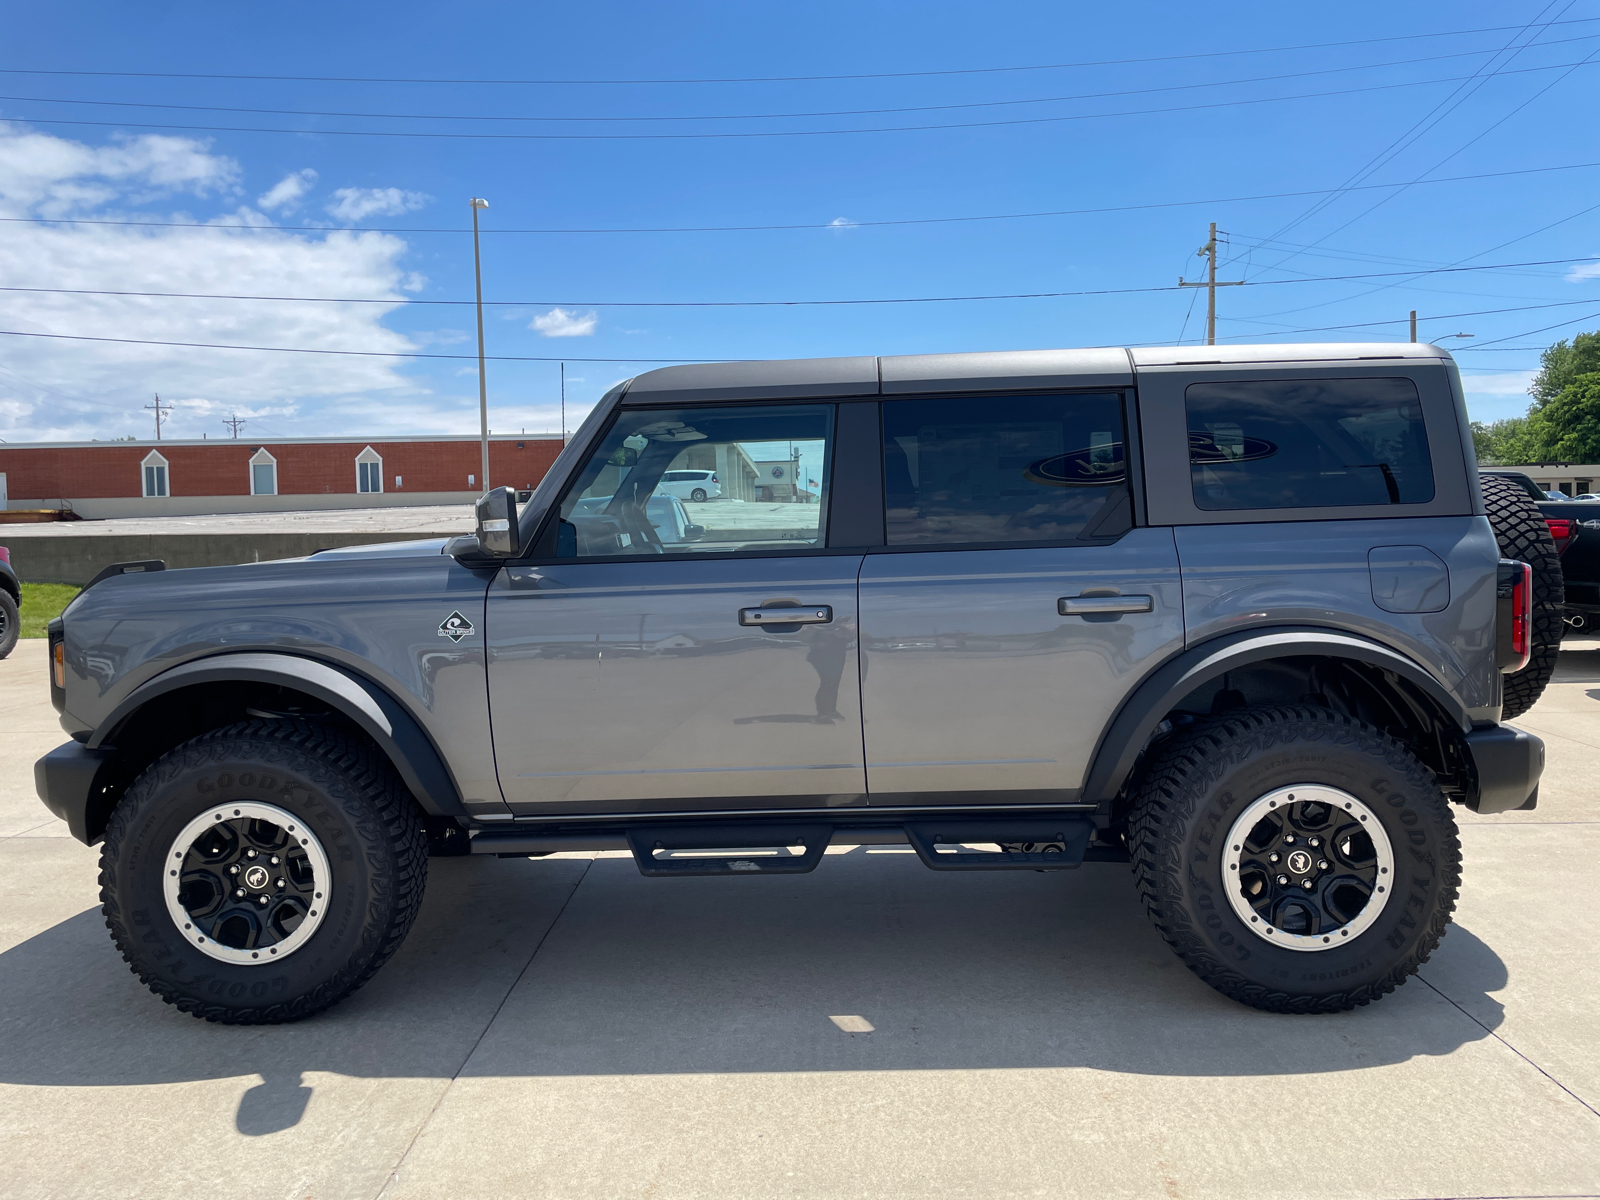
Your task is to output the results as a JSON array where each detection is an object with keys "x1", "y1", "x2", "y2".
[
  {"x1": 474, "y1": 486, "x2": 519, "y2": 557},
  {"x1": 683, "y1": 523, "x2": 706, "y2": 542}
]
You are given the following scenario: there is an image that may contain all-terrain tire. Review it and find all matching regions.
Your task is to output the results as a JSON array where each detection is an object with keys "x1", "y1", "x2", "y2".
[
  {"x1": 100, "y1": 719, "x2": 428, "y2": 1024},
  {"x1": 0, "y1": 590, "x2": 17, "y2": 659},
  {"x1": 1127, "y1": 706, "x2": 1461, "y2": 1014},
  {"x1": 1481, "y1": 472, "x2": 1563, "y2": 718}
]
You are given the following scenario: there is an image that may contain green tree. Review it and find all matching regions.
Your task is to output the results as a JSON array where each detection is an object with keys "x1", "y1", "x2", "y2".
[
  {"x1": 1530, "y1": 330, "x2": 1600, "y2": 407},
  {"x1": 1471, "y1": 416, "x2": 1538, "y2": 465},
  {"x1": 1525, "y1": 372, "x2": 1600, "y2": 462}
]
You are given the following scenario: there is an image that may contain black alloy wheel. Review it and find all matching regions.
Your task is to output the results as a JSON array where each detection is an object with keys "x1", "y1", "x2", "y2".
[
  {"x1": 165, "y1": 802, "x2": 331, "y2": 963},
  {"x1": 100, "y1": 718, "x2": 428, "y2": 1024}
]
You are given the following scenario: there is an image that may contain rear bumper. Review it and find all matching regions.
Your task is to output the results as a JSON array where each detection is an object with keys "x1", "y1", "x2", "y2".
[
  {"x1": 1464, "y1": 724, "x2": 1543, "y2": 814},
  {"x1": 34, "y1": 740, "x2": 115, "y2": 844}
]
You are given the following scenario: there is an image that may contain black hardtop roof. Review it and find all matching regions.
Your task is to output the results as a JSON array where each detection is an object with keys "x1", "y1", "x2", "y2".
[{"x1": 618, "y1": 343, "x2": 1454, "y2": 404}]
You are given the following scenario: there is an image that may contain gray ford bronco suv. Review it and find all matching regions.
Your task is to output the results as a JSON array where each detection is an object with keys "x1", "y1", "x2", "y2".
[{"x1": 35, "y1": 343, "x2": 1548, "y2": 1023}]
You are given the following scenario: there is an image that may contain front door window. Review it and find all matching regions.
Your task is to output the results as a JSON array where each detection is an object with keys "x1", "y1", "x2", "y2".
[{"x1": 557, "y1": 405, "x2": 831, "y2": 557}]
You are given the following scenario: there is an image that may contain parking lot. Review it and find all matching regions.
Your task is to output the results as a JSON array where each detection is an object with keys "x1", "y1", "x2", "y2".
[{"x1": 1, "y1": 635, "x2": 1597, "y2": 1200}]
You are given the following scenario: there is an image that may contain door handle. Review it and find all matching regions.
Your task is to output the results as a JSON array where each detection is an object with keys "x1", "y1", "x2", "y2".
[
  {"x1": 1058, "y1": 594, "x2": 1154, "y2": 617},
  {"x1": 740, "y1": 605, "x2": 833, "y2": 626}
]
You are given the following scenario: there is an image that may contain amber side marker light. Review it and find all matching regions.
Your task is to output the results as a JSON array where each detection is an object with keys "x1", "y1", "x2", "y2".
[{"x1": 52, "y1": 641, "x2": 65, "y2": 689}]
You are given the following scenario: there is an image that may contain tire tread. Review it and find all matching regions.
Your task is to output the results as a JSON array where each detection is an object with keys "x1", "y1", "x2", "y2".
[
  {"x1": 1126, "y1": 705, "x2": 1461, "y2": 1014},
  {"x1": 99, "y1": 719, "x2": 428, "y2": 1025}
]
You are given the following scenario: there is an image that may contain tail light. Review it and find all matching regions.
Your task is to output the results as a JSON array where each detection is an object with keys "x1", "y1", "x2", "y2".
[
  {"x1": 711, "y1": 474, "x2": 719, "y2": 483},
  {"x1": 0, "y1": 545, "x2": 10, "y2": 566},
  {"x1": 1546, "y1": 518, "x2": 1573, "y2": 555},
  {"x1": 1496, "y1": 559, "x2": 1533, "y2": 674}
]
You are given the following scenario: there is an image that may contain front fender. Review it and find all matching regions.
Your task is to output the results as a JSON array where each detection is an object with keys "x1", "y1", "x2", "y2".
[
  {"x1": 1081, "y1": 627, "x2": 1472, "y2": 804},
  {"x1": 90, "y1": 651, "x2": 467, "y2": 820}
]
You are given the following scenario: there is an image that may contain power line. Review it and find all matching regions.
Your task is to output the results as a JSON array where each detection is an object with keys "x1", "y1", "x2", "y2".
[
  {"x1": 1246, "y1": 3, "x2": 1575, "y2": 276},
  {"x1": 4, "y1": 19, "x2": 1595, "y2": 85},
  {"x1": 11, "y1": 58, "x2": 1599, "y2": 142},
  {"x1": 1253, "y1": 31, "x2": 1600, "y2": 280},
  {"x1": 12, "y1": 37, "x2": 1600, "y2": 126},
  {"x1": 2, "y1": 256, "x2": 1593, "y2": 309},
  {"x1": 5, "y1": 159, "x2": 1598, "y2": 237},
  {"x1": 1458, "y1": 307, "x2": 1600, "y2": 349},
  {"x1": 1209, "y1": 297, "x2": 1600, "y2": 340},
  {"x1": 0, "y1": 330, "x2": 722, "y2": 362}
]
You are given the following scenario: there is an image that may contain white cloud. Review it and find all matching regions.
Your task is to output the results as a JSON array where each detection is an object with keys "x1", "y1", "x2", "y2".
[
  {"x1": 530, "y1": 307, "x2": 598, "y2": 338},
  {"x1": 1463, "y1": 370, "x2": 1538, "y2": 397},
  {"x1": 1566, "y1": 257, "x2": 1600, "y2": 282},
  {"x1": 828, "y1": 216, "x2": 857, "y2": 230},
  {"x1": 1462, "y1": 370, "x2": 1539, "y2": 424},
  {"x1": 257, "y1": 168, "x2": 317, "y2": 213},
  {"x1": 0, "y1": 122, "x2": 239, "y2": 218},
  {"x1": 325, "y1": 186, "x2": 431, "y2": 222},
  {"x1": 0, "y1": 123, "x2": 427, "y2": 442}
]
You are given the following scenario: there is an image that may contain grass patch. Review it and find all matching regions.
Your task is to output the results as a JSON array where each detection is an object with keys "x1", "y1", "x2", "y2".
[{"x1": 19, "y1": 582, "x2": 80, "y2": 638}]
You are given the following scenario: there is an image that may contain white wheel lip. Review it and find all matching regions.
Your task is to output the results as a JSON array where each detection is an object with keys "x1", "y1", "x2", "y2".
[
  {"x1": 1222, "y1": 784, "x2": 1395, "y2": 953},
  {"x1": 163, "y1": 801, "x2": 332, "y2": 966}
]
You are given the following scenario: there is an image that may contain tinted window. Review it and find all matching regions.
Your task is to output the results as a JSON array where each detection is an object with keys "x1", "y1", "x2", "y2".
[
  {"x1": 556, "y1": 404, "x2": 831, "y2": 557},
  {"x1": 1185, "y1": 377, "x2": 1433, "y2": 511},
  {"x1": 882, "y1": 393, "x2": 1130, "y2": 547}
]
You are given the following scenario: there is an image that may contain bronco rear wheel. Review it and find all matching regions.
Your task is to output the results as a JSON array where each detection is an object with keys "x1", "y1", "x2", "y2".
[
  {"x1": 1127, "y1": 706, "x2": 1460, "y2": 1013},
  {"x1": 100, "y1": 719, "x2": 428, "y2": 1024}
]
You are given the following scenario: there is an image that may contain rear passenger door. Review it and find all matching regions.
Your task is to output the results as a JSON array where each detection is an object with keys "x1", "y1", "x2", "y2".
[{"x1": 858, "y1": 392, "x2": 1185, "y2": 805}]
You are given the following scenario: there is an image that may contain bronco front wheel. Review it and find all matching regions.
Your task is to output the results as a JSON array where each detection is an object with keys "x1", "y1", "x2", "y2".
[
  {"x1": 99, "y1": 719, "x2": 428, "y2": 1024},
  {"x1": 1127, "y1": 706, "x2": 1461, "y2": 1013}
]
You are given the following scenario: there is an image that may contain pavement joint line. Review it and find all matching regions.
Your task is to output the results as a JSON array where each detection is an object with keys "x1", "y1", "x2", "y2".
[
  {"x1": 373, "y1": 855, "x2": 594, "y2": 1200},
  {"x1": 1416, "y1": 974, "x2": 1600, "y2": 1123}
]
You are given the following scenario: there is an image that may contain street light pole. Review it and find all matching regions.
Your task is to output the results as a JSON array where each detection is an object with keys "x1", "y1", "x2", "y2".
[{"x1": 470, "y1": 198, "x2": 490, "y2": 493}]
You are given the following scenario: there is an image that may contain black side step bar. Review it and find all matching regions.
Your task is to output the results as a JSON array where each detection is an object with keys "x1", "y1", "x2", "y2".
[
  {"x1": 625, "y1": 824, "x2": 833, "y2": 877},
  {"x1": 904, "y1": 817, "x2": 1095, "y2": 871}
]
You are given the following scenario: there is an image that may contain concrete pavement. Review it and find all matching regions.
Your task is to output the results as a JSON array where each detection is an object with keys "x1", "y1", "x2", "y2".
[{"x1": 1, "y1": 635, "x2": 1597, "y2": 1199}]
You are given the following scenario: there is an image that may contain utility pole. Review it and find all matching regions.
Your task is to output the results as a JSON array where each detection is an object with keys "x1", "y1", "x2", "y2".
[
  {"x1": 560, "y1": 362, "x2": 566, "y2": 443},
  {"x1": 1410, "y1": 310, "x2": 1418, "y2": 342},
  {"x1": 223, "y1": 413, "x2": 247, "y2": 438},
  {"x1": 144, "y1": 393, "x2": 173, "y2": 440},
  {"x1": 470, "y1": 197, "x2": 491, "y2": 492},
  {"x1": 1179, "y1": 222, "x2": 1243, "y2": 345}
]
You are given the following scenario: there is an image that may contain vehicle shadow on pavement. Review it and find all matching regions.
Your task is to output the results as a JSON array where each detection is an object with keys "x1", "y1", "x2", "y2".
[{"x1": 0, "y1": 851, "x2": 1505, "y2": 1133}]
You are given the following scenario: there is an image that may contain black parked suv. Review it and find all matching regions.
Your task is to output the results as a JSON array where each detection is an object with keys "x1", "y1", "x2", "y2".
[
  {"x1": 34, "y1": 344, "x2": 1546, "y2": 1024},
  {"x1": 0, "y1": 545, "x2": 19, "y2": 660}
]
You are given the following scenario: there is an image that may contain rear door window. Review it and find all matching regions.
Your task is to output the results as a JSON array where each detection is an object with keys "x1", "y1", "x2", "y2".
[
  {"x1": 881, "y1": 393, "x2": 1131, "y2": 546},
  {"x1": 1185, "y1": 377, "x2": 1433, "y2": 511}
]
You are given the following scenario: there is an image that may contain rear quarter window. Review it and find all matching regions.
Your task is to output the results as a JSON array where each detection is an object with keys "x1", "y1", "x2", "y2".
[{"x1": 1185, "y1": 377, "x2": 1433, "y2": 511}]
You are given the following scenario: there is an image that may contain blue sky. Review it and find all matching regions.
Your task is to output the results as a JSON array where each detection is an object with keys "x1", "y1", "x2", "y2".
[{"x1": 1, "y1": 0, "x2": 1597, "y2": 443}]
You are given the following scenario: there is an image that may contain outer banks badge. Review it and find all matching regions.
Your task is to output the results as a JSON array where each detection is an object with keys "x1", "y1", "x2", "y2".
[{"x1": 439, "y1": 611, "x2": 476, "y2": 642}]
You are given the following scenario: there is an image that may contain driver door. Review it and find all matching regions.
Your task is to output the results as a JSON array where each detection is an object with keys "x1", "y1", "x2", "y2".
[{"x1": 486, "y1": 402, "x2": 868, "y2": 815}]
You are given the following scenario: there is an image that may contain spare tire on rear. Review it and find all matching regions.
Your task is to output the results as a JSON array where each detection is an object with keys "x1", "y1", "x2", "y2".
[{"x1": 1480, "y1": 473, "x2": 1563, "y2": 719}]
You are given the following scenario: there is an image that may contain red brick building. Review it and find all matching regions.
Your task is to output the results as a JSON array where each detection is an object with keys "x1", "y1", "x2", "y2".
[{"x1": 0, "y1": 435, "x2": 564, "y2": 519}]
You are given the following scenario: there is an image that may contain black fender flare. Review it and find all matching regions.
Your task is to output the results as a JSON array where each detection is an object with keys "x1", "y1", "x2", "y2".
[
  {"x1": 89, "y1": 651, "x2": 467, "y2": 818},
  {"x1": 1081, "y1": 627, "x2": 1471, "y2": 804}
]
